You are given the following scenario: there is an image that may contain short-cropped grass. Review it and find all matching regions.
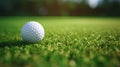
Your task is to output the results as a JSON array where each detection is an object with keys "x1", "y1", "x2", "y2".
[{"x1": 0, "y1": 17, "x2": 120, "y2": 67}]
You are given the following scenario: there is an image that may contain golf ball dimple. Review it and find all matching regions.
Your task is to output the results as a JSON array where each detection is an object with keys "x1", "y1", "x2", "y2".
[{"x1": 21, "y1": 21, "x2": 45, "y2": 43}]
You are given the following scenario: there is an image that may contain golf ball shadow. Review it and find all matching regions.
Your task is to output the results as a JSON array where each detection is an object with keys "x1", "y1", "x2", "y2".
[{"x1": 0, "y1": 40, "x2": 31, "y2": 48}]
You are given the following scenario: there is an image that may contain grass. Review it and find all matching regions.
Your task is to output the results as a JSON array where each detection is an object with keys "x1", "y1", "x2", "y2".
[{"x1": 0, "y1": 16, "x2": 120, "y2": 67}]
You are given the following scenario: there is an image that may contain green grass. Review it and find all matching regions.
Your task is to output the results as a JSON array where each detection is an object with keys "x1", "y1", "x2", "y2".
[{"x1": 0, "y1": 16, "x2": 120, "y2": 67}]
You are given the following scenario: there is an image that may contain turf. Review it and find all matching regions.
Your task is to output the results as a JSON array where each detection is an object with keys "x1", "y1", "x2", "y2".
[{"x1": 0, "y1": 16, "x2": 120, "y2": 67}]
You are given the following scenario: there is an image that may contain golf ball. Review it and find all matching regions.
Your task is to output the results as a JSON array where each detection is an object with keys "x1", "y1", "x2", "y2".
[{"x1": 21, "y1": 21, "x2": 45, "y2": 43}]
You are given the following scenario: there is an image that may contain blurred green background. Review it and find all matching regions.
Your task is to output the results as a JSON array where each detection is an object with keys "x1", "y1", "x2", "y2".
[{"x1": 0, "y1": 0, "x2": 120, "y2": 16}]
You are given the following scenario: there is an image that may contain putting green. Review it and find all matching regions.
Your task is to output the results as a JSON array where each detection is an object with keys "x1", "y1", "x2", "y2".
[{"x1": 0, "y1": 16, "x2": 120, "y2": 67}]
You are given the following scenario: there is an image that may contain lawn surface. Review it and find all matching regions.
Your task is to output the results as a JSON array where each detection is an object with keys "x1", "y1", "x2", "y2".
[{"x1": 0, "y1": 16, "x2": 120, "y2": 67}]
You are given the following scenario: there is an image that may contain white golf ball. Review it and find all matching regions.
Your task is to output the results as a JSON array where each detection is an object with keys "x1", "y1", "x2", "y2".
[{"x1": 21, "y1": 21, "x2": 45, "y2": 43}]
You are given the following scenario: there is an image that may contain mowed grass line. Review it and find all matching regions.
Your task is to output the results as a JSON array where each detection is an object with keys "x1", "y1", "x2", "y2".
[{"x1": 0, "y1": 17, "x2": 120, "y2": 67}]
